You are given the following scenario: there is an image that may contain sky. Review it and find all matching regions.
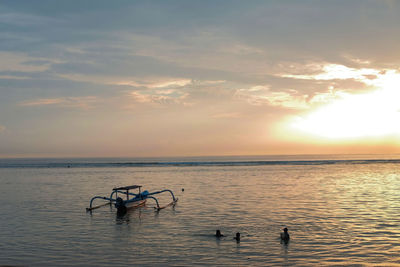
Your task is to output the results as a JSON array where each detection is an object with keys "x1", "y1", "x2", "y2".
[{"x1": 1, "y1": 0, "x2": 400, "y2": 157}]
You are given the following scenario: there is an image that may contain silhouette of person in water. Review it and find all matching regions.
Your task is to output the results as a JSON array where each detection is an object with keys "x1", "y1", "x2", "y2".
[
  {"x1": 234, "y1": 232, "x2": 240, "y2": 242},
  {"x1": 280, "y1": 227, "x2": 290, "y2": 244},
  {"x1": 116, "y1": 197, "x2": 127, "y2": 216},
  {"x1": 215, "y1": 230, "x2": 224, "y2": 238}
]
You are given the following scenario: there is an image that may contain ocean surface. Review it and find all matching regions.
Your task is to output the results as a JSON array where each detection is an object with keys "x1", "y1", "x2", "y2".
[{"x1": 1, "y1": 154, "x2": 400, "y2": 266}]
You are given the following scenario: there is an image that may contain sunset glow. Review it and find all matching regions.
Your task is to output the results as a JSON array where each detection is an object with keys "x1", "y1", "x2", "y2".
[
  {"x1": 290, "y1": 70, "x2": 400, "y2": 140},
  {"x1": 1, "y1": 1, "x2": 400, "y2": 157}
]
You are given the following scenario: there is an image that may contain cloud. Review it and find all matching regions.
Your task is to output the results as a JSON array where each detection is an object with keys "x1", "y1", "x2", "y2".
[
  {"x1": 124, "y1": 78, "x2": 192, "y2": 105},
  {"x1": 308, "y1": 88, "x2": 349, "y2": 105},
  {"x1": 125, "y1": 78, "x2": 230, "y2": 106},
  {"x1": 130, "y1": 89, "x2": 188, "y2": 105},
  {"x1": 219, "y1": 44, "x2": 265, "y2": 56},
  {"x1": 277, "y1": 63, "x2": 400, "y2": 95},
  {"x1": 269, "y1": 63, "x2": 400, "y2": 111},
  {"x1": 235, "y1": 85, "x2": 309, "y2": 109},
  {"x1": 117, "y1": 78, "x2": 226, "y2": 89},
  {"x1": 0, "y1": 74, "x2": 29, "y2": 80},
  {"x1": 117, "y1": 78, "x2": 192, "y2": 89},
  {"x1": 19, "y1": 96, "x2": 98, "y2": 109},
  {"x1": 0, "y1": 52, "x2": 50, "y2": 72},
  {"x1": 151, "y1": 79, "x2": 192, "y2": 89},
  {"x1": 2, "y1": 1, "x2": 400, "y2": 157},
  {"x1": 234, "y1": 82, "x2": 360, "y2": 110},
  {"x1": 278, "y1": 63, "x2": 381, "y2": 83}
]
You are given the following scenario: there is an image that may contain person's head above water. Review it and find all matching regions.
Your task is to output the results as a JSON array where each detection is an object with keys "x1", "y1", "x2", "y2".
[
  {"x1": 281, "y1": 227, "x2": 290, "y2": 243},
  {"x1": 234, "y1": 232, "x2": 240, "y2": 242},
  {"x1": 215, "y1": 230, "x2": 223, "y2": 237}
]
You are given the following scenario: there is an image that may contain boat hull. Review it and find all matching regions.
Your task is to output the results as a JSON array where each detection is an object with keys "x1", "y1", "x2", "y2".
[{"x1": 125, "y1": 199, "x2": 146, "y2": 209}]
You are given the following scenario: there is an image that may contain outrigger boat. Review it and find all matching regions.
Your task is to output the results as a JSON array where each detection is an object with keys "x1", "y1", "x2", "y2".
[{"x1": 86, "y1": 185, "x2": 178, "y2": 213}]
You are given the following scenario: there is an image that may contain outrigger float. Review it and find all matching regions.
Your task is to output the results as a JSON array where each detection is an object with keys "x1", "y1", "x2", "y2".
[{"x1": 86, "y1": 185, "x2": 178, "y2": 213}]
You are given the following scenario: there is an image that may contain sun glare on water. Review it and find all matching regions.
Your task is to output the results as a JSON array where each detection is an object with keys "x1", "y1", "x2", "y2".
[{"x1": 291, "y1": 70, "x2": 400, "y2": 140}]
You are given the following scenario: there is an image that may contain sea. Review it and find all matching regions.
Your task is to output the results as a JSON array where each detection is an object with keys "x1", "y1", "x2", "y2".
[{"x1": 1, "y1": 154, "x2": 400, "y2": 266}]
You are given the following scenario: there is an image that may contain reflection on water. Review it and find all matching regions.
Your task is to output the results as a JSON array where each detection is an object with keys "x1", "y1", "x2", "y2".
[{"x1": 1, "y1": 158, "x2": 400, "y2": 266}]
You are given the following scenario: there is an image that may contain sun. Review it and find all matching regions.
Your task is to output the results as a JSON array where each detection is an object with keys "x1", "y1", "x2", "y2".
[{"x1": 290, "y1": 70, "x2": 400, "y2": 140}]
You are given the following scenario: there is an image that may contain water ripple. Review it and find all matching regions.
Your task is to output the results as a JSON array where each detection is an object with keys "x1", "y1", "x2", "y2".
[{"x1": 1, "y1": 161, "x2": 400, "y2": 265}]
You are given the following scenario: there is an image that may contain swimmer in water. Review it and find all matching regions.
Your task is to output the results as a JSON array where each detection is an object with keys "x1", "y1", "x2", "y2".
[
  {"x1": 280, "y1": 227, "x2": 290, "y2": 244},
  {"x1": 215, "y1": 230, "x2": 224, "y2": 238},
  {"x1": 234, "y1": 232, "x2": 240, "y2": 242}
]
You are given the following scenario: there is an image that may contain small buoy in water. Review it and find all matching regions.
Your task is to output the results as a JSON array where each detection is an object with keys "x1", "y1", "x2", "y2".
[
  {"x1": 234, "y1": 232, "x2": 240, "y2": 242},
  {"x1": 215, "y1": 230, "x2": 224, "y2": 238}
]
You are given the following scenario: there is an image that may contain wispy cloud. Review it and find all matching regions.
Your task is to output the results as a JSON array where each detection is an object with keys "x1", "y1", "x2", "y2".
[
  {"x1": 308, "y1": 88, "x2": 349, "y2": 105},
  {"x1": 130, "y1": 90, "x2": 189, "y2": 105},
  {"x1": 235, "y1": 83, "x2": 354, "y2": 110},
  {"x1": 278, "y1": 63, "x2": 380, "y2": 82},
  {"x1": 0, "y1": 52, "x2": 51, "y2": 72},
  {"x1": 118, "y1": 78, "x2": 192, "y2": 89},
  {"x1": 151, "y1": 79, "x2": 192, "y2": 89},
  {"x1": 221, "y1": 44, "x2": 265, "y2": 56},
  {"x1": 0, "y1": 74, "x2": 29, "y2": 80},
  {"x1": 19, "y1": 96, "x2": 98, "y2": 109},
  {"x1": 126, "y1": 79, "x2": 227, "y2": 106},
  {"x1": 121, "y1": 78, "x2": 226, "y2": 89},
  {"x1": 235, "y1": 85, "x2": 309, "y2": 109}
]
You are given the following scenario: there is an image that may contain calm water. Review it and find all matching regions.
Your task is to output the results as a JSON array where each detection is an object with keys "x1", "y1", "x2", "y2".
[{"x1": 1, "y1": 155, "x2": 400, "y2": 266}]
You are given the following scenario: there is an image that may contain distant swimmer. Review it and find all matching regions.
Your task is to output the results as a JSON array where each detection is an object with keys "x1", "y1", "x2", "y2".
[
  {"x1": 280, "y1": 228, "x2": 290, "y2": 243},
  {"x1": 215, "y1": 230, "x2": 224, "y2": 238},
  {"x1": 234, "y1": 232, "x2": 240, "y2": 242}
]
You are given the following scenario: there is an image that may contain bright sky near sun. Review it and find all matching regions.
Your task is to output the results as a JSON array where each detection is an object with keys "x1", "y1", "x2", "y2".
[{"x1": 1, "y1": 0, "x2": 400, "y2": 157}]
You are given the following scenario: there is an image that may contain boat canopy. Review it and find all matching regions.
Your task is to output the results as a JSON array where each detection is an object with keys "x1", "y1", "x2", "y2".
[{"x1": 113, "y1": 185, "x2": 142, "y2": 191}]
